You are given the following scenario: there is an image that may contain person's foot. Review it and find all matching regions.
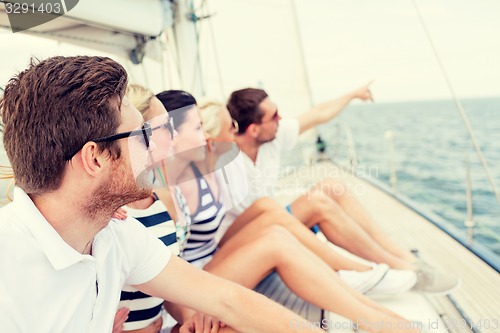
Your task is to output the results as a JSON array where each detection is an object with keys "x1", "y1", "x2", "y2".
[
  {"x1": 338, "y1": 263, "x2": 417, "y2": 296},
  {"x1": 412, "y1": 259, "x2": 461, "y2": 295},
  {"x1": 363, "y1": 266, "x2": 417, "y2": 296}
]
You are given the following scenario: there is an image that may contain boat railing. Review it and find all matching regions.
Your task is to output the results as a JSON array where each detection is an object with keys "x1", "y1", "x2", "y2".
[
  {"x1": 384, "y1": 130, "x2": 398, "y2": 193},
  {"x1": 464, "y1": 156, "x2": 475, "y2": 246},
  {"x1": 332, "y1": 122, "x2": 358, "y2": 170},
  {"x1": 327, "y1": 121, "x2": 499, "y2": 270}
]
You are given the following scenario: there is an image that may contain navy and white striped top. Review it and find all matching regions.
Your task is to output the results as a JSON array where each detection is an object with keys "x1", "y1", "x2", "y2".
[
  {"x1": 118, "y1": 197, "x2": 179, "y2": 331},
  {"x1": 180, "y1": 163, "x2": 225, "y2": 264}
]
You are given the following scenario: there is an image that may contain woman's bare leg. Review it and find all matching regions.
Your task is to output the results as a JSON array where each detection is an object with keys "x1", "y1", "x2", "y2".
[{"x1": 205, "y1": 222, "x2": 419, "y2": 333}]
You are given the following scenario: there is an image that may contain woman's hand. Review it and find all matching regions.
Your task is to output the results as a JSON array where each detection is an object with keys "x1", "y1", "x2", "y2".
[
  {"x1": 112, "y1": 307, "x2": 130, "y2": 333},
  {"x1": 179, "y1": 313, "x2": 226, "y2": 333},
  {"x1": 113, "y1": 207, "x2": 128, "y2": 220}
]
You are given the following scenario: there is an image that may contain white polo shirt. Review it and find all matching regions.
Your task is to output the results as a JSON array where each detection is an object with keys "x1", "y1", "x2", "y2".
[
  {"x1": 216, "y1": 119, "x2": 299, "y2": 239},
  {"x1": 0, "y1": 187, "x2": 171, "y2": 333},
  {"x1": 235, "y1": 118, "x2": 299, "y2": 211}
]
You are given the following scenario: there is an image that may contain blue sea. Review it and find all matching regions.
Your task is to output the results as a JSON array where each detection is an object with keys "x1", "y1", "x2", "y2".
[{"x1": 284, "y1": 97, "x2": 500, "y2": 257}]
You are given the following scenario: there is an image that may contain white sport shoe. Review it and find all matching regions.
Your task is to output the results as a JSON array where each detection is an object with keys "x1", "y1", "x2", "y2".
[
  {"x1": 412, "y1": 259, "x2": 461, "y2": 295},
  {"x1": 338, "y1": 263, "x2": 389, "y2": 293},
  {"x1": 364, "y1": 267, "x2": 417, "y2": 296},
  {"x1": 338, "y1": 264, "x2": 417, "y2": 296}
]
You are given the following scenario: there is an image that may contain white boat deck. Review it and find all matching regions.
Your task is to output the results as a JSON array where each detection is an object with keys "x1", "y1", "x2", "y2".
[{"x1": 275, "y1": 161, "x2": 500, "y2": 333}]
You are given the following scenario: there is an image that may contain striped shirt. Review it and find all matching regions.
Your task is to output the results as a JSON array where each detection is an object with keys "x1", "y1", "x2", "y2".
[
  {"x1": 180, "y1": 163, "x2": 225, "y2": 264},
  {"x1": 118, "y1": 197, "x2": 179, "y2": 331}
]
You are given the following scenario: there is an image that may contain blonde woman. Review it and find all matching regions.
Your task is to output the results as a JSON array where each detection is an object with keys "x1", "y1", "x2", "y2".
[
  {"x1": 114, "y1": 84, "x2": 179, "y2": 333},
  {"x1": 0, "y1": 165, "x2": 14, "y2": 204}
]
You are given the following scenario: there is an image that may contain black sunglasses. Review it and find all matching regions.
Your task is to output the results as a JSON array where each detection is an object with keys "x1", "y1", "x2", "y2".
[
  {"x1": 259, "y1": 110, "x2": 279, "y2": 124},
  {"x1": 151, "y1": 117, "x2": 175, "y2": 140},
  {"x1": 65, "y1": 122, "x2": 153, "y2": 160}
]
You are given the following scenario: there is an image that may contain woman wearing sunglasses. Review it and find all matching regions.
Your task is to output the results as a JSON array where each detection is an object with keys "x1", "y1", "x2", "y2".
[
  {"x1": 113, "y1": 84, "x2": 181, "y2": 333},
  {"x1": 159, "y1": 91, "x2": 426, "y2": 333}
]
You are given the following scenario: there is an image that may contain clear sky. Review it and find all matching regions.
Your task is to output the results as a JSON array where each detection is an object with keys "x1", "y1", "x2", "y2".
[
  {"x1": 296, "y1": 0, "x2": 500, "y2": 102},
  {"x1": 1, "y1": 0, "x2": 499, "y2": 103}
]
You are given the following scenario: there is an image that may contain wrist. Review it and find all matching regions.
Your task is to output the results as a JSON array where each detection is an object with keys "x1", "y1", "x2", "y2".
[{"x1": 180, "y1": 309, "x2": 195, "y2": 323}]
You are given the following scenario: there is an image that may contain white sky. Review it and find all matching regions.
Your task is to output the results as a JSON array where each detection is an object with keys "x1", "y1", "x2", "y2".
[
  {"x1": 1, "y1": 0, "x2": 499, "y2": 103},
  {"x1": 296, "y1": 0, "x2": 500, "y2": 102}
]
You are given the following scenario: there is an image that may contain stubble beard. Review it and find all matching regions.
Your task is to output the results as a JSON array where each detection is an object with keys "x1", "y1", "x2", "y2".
[
  {"x1": 256, "y1": 132, "x2": 276, "y2": 145},
  {"x1": 82, "y1": 159, "x2": 151, "y2": 225}
]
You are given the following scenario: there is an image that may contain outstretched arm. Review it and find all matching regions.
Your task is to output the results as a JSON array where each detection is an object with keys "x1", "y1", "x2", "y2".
[
  {"x1": 297, "y1": 82, "x2": 373, "y2": 134},
  {"x1": 135, "y1": 256, "x2": 323, "y2": 333}
]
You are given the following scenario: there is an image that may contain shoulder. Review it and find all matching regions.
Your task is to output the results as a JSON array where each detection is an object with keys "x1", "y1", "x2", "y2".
[
  {"x1": 104, "y1": 218, "x2": 171, "y2": 285},
  {"x1": 272, "y1": 118, "x2": 300, "y2": 151},
  {"x1": 278, "y1": 118, "x2": 300, "y2": 133},
  {"x1": 104, "y1": 217, "x2": 151, "y2": 240},
  {"x1": 0, "y1": 204, "x2": 32, "y2": 248}
]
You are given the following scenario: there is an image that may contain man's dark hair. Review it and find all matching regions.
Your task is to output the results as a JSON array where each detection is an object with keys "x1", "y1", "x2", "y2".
[
  {"x1": 0, "y1": 56, "x2": 128, "y2": 194},
  {"x1": 226, "y1": 88, "x2": 268, "y2": 134}
]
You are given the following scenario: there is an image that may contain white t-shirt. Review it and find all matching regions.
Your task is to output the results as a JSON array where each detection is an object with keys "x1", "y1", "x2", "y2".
[
  {"x1": 0, "y1": 187, "x2": 171, "y2": 333},
  {"x1": 216, "y1": 147, "x2": 249, "y2": 213},
  {"x1": 216, "y1": 118, "x2": 300, "y2": 239}
]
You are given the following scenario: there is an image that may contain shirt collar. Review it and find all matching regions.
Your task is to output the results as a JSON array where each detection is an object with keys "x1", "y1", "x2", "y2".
[{"x1": 11, "y1": 187, "x2": 91, "y2": 270}]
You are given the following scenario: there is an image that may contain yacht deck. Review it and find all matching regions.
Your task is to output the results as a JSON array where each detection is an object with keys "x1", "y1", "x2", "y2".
[{"x1": 275, "y1": 161, "x2": 499, "y2": 333}]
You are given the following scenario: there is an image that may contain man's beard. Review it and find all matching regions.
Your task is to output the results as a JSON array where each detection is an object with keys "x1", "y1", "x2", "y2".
[
  {"x1": 82, "y1": 159, "x2": 151, "y2": 224},
  {"x1": 256, "y1": 133, "x2": 276, "y2": 144}
]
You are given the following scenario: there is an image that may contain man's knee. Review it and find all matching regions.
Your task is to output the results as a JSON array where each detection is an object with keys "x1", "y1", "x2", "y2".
[
  {"x1": 317, "y1": 177, "x2": 348, "y2": 200},
  {"x1": 300, "y1": 191, "x2": 342, "y2": 221},
  {"x1": 307, "y1": 191, "x2": 333, "y2": 210}
]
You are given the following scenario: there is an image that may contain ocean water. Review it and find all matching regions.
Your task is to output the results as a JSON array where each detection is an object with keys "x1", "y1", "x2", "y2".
[{"x1": 284, "y1": 97, "x2": 500, "y2": 256}]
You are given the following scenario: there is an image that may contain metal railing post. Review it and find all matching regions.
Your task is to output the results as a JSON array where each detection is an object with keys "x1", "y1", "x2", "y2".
[
  {"x1": 342, "y1": 123, "x2": 358, "y2": 170},
  {"x1": 385, "y1": 130, "x2": 398, "y2": 193},
  {"x1": 464, "y1": 155, "x2": 475, "y2": 245}
]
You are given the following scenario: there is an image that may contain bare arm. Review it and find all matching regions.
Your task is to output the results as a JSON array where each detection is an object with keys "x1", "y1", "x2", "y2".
[
  {"x1": 154, "y1": 187, "x2": 178, "y2": 221},
  {"x1": 297, "y1": 82, "x2": 373, "y2": 134},
  {"x1": 135, "y1": 256, "x2": 323, "y2": 333}
]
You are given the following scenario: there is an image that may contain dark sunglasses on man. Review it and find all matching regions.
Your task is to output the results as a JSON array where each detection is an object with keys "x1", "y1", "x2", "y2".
[
  {"x1": 65, "y1": 116, "x2": 177, "y2": 161},
  {"x1": 65, "y1": 122, "x2": 154, "y2": 161}
]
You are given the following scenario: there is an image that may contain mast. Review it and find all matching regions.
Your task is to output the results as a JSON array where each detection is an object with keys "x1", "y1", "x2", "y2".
[
  {"x1": 290, "y1": 0, "x2": 314, "y2": 107},
  {"x1": 290, "y1": 0, "x2": 321, "y2": 162},
  {"x1": 173, "y1": 0, "x2": 205, "y2": 97}
]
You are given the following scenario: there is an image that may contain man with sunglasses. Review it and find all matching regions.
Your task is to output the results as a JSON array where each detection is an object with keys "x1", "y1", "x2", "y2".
[
  {"x1": 226, "y1": 86, "x2": 459, "y2": 295},
  {"x1": 0, "y1": 56, "x2": 323, "y2": 333}
]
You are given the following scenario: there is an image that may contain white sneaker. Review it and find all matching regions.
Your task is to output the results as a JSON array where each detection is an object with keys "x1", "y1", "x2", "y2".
[
  {"x1": 338, "y1": 264, "x2": 417, "y2": 296},
  {"x1": 412, "y1": 259, "x2": 461, "y2": 295},
  {"x1": 364, "y1": 268, "x2": 417, "y2": 296},
  {"x1": 338, "y1": 263, "x2": 389, "y2": 293}
]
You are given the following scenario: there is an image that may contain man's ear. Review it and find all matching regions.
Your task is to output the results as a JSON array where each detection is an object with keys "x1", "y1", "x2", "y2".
[
  {"x1": 246, "y1": 123, "x2": 260, "y2": 138},
  {"x1": 80, "y1": 142, "x2": 108, "y2": 176}
]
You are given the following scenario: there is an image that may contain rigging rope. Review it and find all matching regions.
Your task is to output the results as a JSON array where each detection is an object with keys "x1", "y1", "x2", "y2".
[
  {"x1": 411, "y1": 0, "x2": 500, "y2": 206},
  {"x1": 170, "y1": 26, "x2": 185, "y2": 89},
  {"x1": 189, "y1": 0, "x2": 206, "y2": 96},
  {"x1": 205, "y1": 0, "x2": 226, "y2": 99}
]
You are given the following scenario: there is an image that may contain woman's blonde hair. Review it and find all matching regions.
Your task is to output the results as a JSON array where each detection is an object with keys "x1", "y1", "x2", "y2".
[
  {"x1": 198, "y1": 99, "x2": 226, "y2": 138},
  {"x1": 126, "y1": 83, "x2": 155, "y2": 119},
  {"x1": 0, "y1": 165, "x2": 14, "y2": 203}
]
